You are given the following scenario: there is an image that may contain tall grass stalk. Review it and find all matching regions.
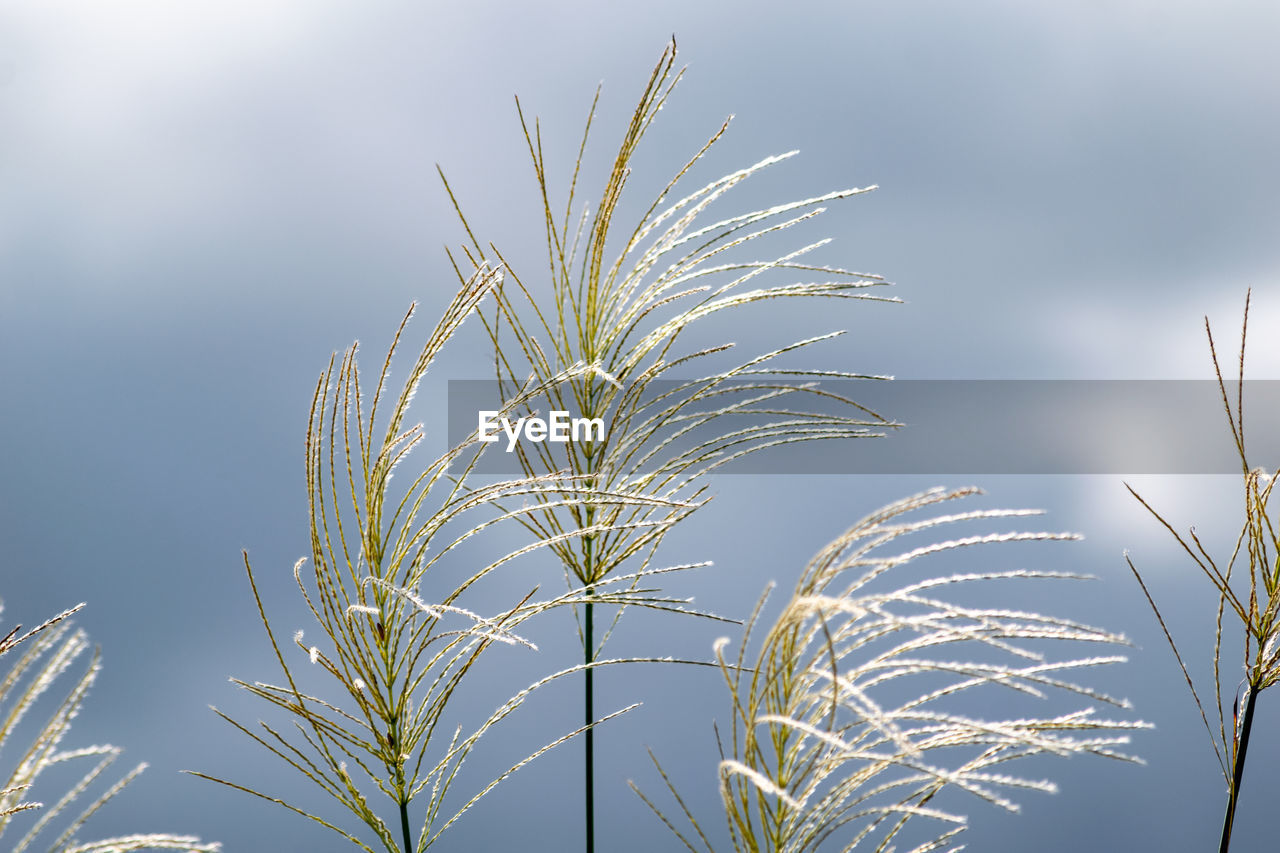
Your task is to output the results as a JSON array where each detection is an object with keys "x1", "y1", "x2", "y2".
[
  {"x1": 638, "y1": 487, "x2": 1147, "y2": 852},
  {"x1": 1125, "y1": 291, "x2": 1278, "y2": 853},
  {"x1": 0, "y1": 603, "x2": 219, "y2": 852},
  {"x1": 441, "y1": 39, "x2": 896, "y2": 852}
]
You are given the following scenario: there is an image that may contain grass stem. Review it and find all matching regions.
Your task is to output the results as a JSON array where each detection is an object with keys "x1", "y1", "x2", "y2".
[
  {"x1": 1219, "y1": 683, "x2": 1258, "y2": 853},
  {"x1": 583, "y1": 493, "x2": 597, "y2": 853},
  {"x1": 584, "y1": 589, "x2": 595, "y2": 853},
  {"x1": 400, "y1": 799, "x2": 413, "y2": 853}
]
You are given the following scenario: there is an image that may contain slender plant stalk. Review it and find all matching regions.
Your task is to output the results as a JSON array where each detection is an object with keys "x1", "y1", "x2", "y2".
[
  {"x1": 398, "y1": 801, "x2": 412, "y2": 853},
  {"x1": 584, "y1": 590, "x2": 594, "y2": 853},
  {"x1": 1219, "y1": 683, "x2": 1257, "y2": 853},
  {"x1": 584, "y1": 512, "x2": 596, "y2": 853}
]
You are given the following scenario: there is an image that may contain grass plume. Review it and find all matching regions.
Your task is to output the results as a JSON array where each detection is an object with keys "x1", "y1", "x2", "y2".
[
  {"x1": 194, "y1": 267, "x2": 653, "y2": 852},
  {"x1": 0, "y1": 603, "x2": 219, "y2": 852},
  {"x1": 638, "y1": 487, "x2": 1147, "y2": 852},
  {"x1": 1125, "y1": 291, "x2": 1278, "y2": 853},
  {"x1": 440, "y1": 38, "x2": 896, "y2": 853}
]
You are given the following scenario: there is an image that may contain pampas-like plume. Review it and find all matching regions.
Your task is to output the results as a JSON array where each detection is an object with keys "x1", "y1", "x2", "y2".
[
  {"x1": 636, "y1": 487, "x2": 1147, "y2": 853},
  {"x1": 440, "y1": 38, "x2": 897, "y2": 853},
  {"x1": 0, "y1": 603, "x2": 219, "y2": 852},
  {"x1": 1125, "y1": 291, "x2": 1279, "y2": 853},
  {"x1": 194, "y1": 266, "x2": 683, "y2": 853}
]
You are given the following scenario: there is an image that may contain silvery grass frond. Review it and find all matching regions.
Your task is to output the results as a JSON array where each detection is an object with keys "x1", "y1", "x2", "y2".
[
  {"x1": 1125, "y1": 291, "x2": 1277, "y2": 853},
  {"x1": 0, "y1": 603, "x2": 219, "y2": 852},
  {"x1": 635, "y1": 487, "x2": 1146, "y2": 853},
  {"x1": 195, "y1": 269, "x2": 665, "y2": 853},
  {"x1": 440, "y1": 38, "x2": 896, "y2": 598},
  {"x1": 439, "y1": 40, "x2": 897, "y2": 853}
]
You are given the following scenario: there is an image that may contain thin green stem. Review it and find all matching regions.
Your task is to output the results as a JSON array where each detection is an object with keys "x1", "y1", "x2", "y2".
[
  {"x1": 584, "y1": 587, "x2": 595, "y2": 853},
  {"x1": 400, "y1": 798, "x2": 413, "y2": 853},
  {"x1": 1219, "y1": 683, "x2": 1259, "y2": 853},
  {"x1": 583, "y1": 377, "x2": 599, "y2": 853}
]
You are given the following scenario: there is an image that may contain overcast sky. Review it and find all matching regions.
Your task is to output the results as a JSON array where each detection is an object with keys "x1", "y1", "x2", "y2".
[{"x1": 3, "y1": 2, "x2": 1279, "y2": 851}]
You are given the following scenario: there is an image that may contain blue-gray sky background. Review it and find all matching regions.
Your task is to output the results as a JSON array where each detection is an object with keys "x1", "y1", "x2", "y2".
[{"x1": 3, "y1": 1, "x2": 1279, "y2": 850}]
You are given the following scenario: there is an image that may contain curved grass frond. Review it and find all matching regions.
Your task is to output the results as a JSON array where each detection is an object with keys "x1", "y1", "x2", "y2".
[
  {"x1": 440, "y1": 39, "x2": 896, "y2": 853},
  {"x1": 198, "y1": 268, "x2": 661, "y2": 852},
  {"x1": 1125, "y1": 291, "x2": 1279, "y2": 853},
  {"x1": 442, "y1": 38, "x2": 894, "y2": 600},
  {"x1": 0, "y1": 603, "x2": 219, "y2": 852},
  {"x1": 641, "y1": 487, "x2": 1146, "y2": 852}
]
